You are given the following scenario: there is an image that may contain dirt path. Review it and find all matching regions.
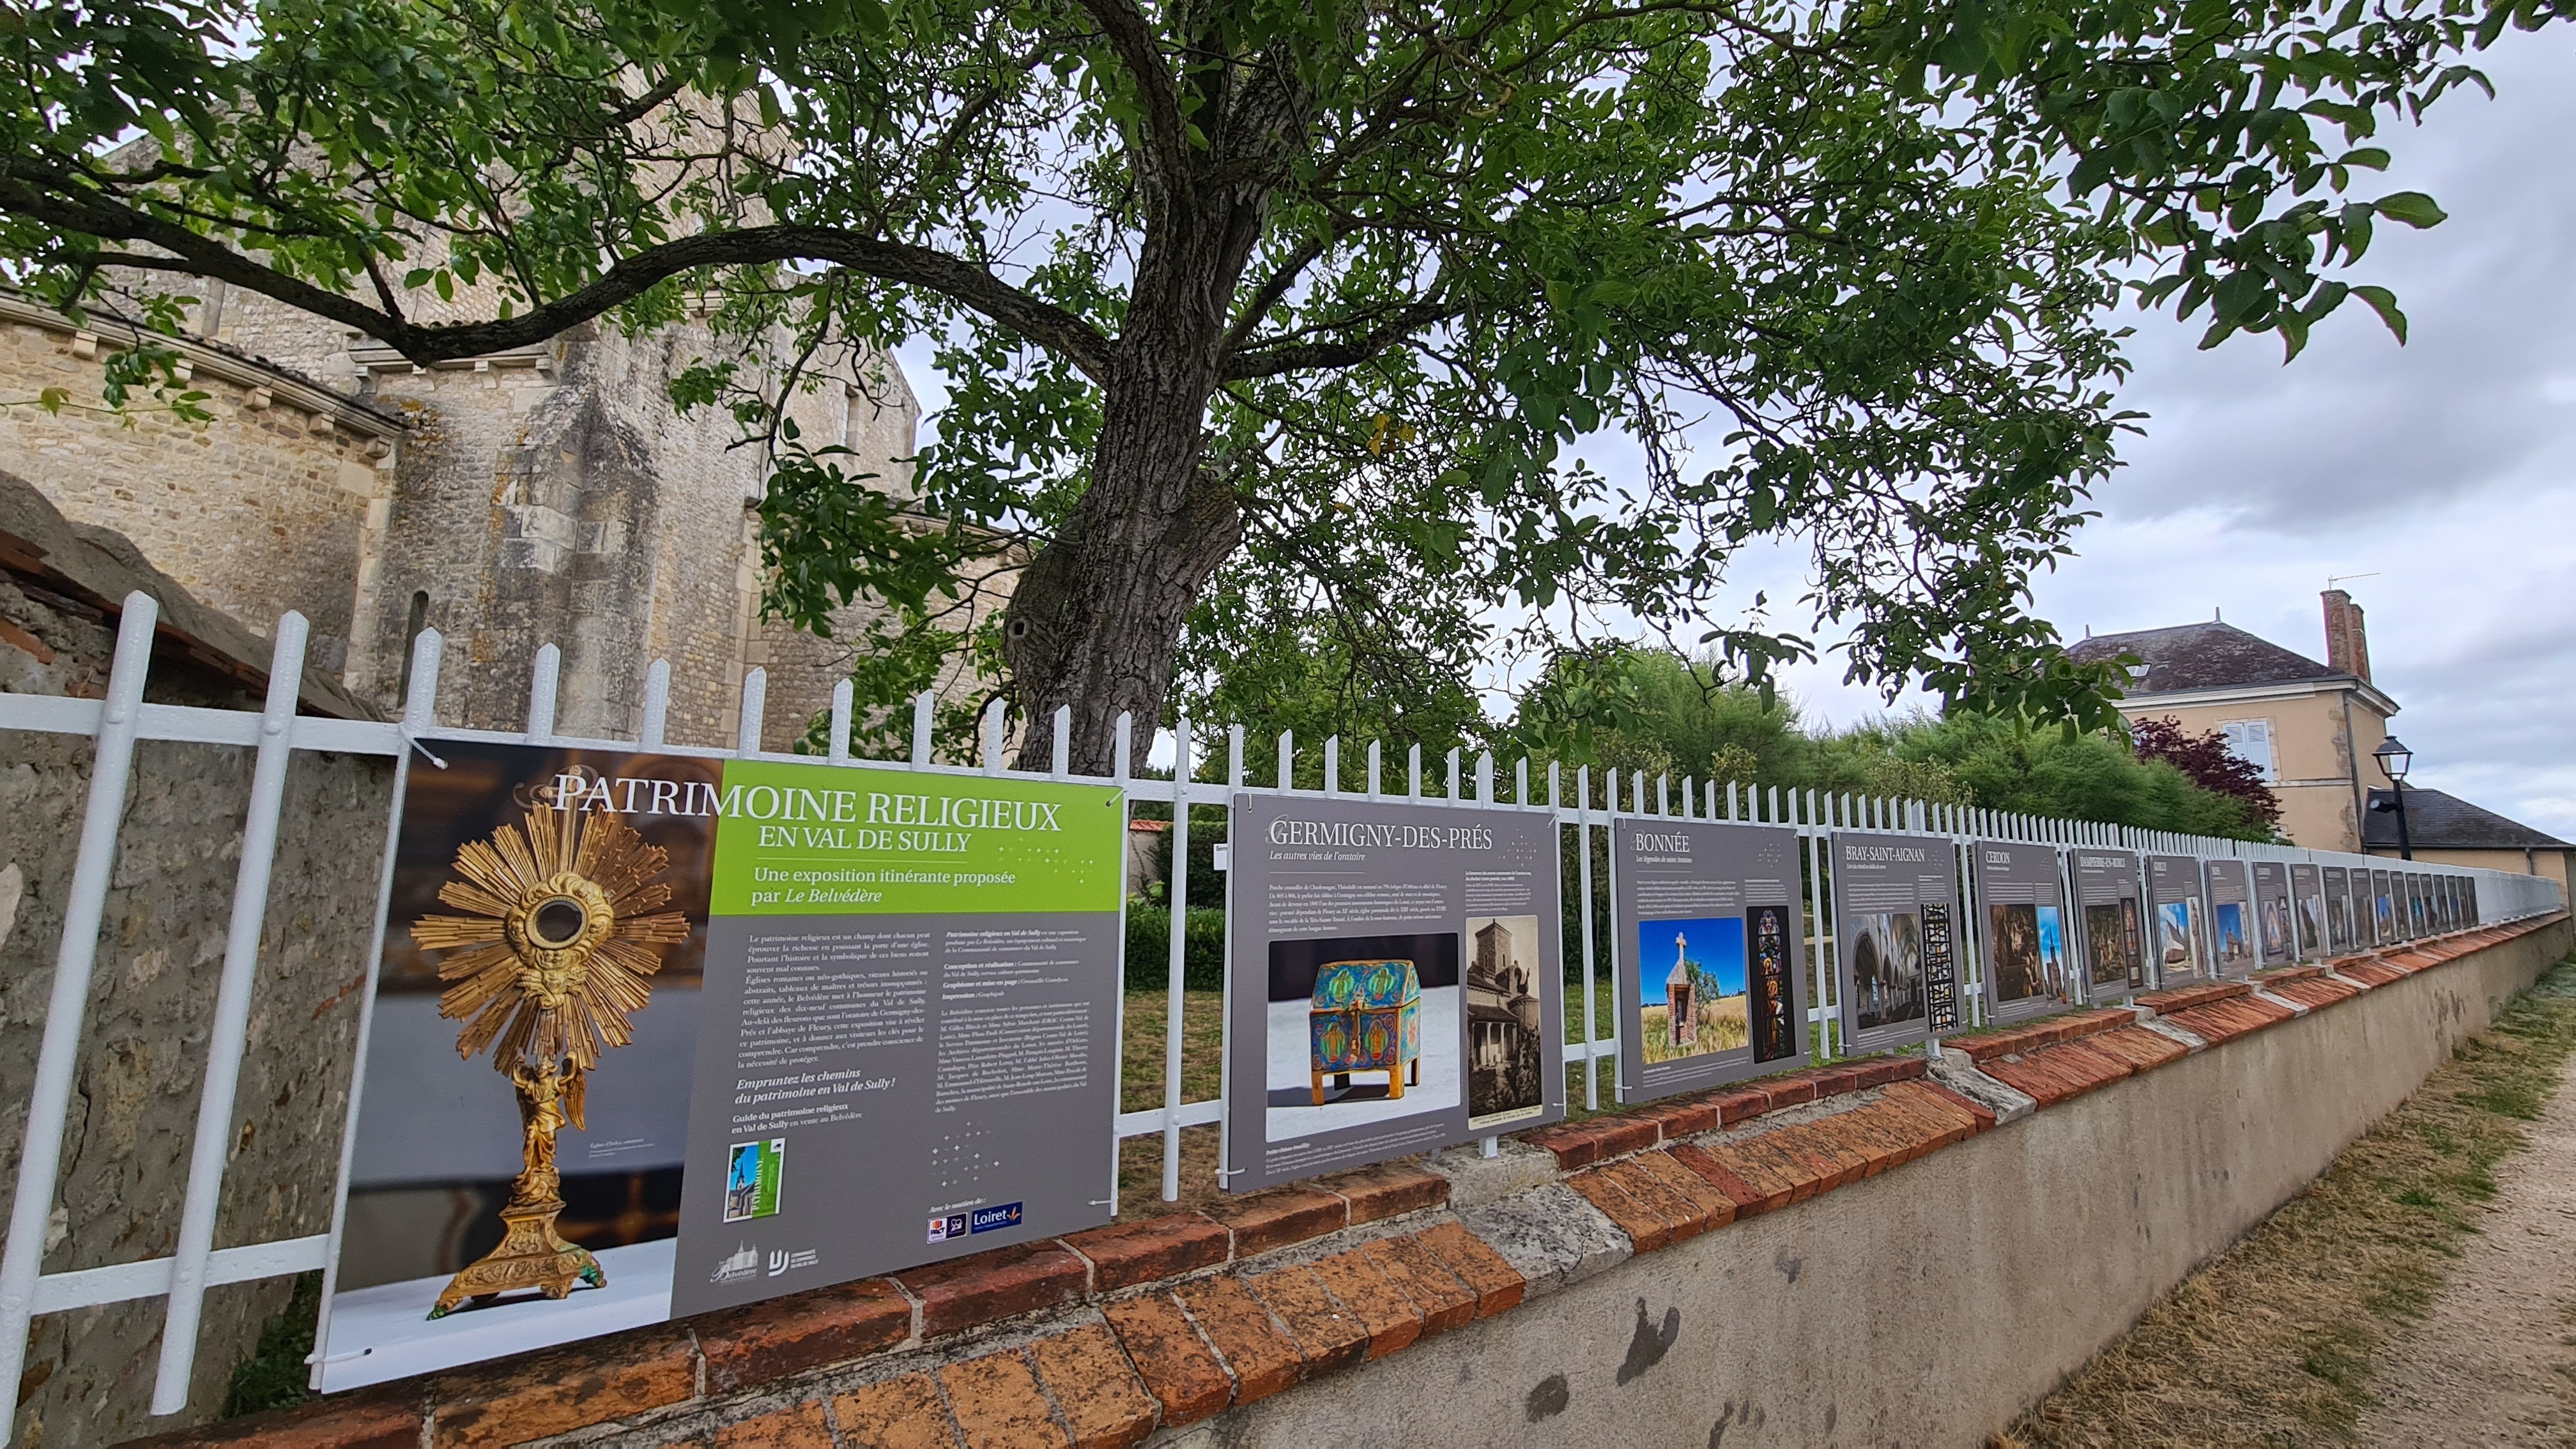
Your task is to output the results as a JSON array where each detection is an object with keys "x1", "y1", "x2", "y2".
[{"x1": 2354, "y1": 1048, "x2": 2576, "y2": 1445}]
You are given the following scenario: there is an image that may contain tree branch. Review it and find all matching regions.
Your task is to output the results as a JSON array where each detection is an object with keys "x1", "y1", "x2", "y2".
[
  {"x1": 6, "y1": 176, "x2": 1115, "y2": 378},
  {"x1": 1068, "y1": 0, "x2": 1189, "y2": 183},
  {"x1": 1220, "y1": 297, "x2": 1461, "y2": 381}
]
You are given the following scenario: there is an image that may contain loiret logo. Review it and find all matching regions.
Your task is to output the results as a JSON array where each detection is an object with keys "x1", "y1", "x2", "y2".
[{"x1": 969, "y1": 1202, "x2": 1024, "y2": 1234}]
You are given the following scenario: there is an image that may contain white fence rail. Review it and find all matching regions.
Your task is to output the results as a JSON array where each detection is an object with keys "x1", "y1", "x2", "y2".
[{"x1": 0, "y1": 596, "x2": 2559, "y2": 1436}]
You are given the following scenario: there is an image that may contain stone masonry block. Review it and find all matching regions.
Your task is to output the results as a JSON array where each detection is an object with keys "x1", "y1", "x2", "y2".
[
  {"x1": 1411, "y1": 1221, "x2": 1526, "y2": 1318},
  {"x1": 1245, "y1": 1264, "x2": 1370, "y2": 1376},
  {"x1": 1099, "y1": 1294, "x2": 1230, "y2": 1429},
  {"x1": 694, "y1": 1277, "x2": 915, "y2": 1391},
  {"x1": 1305, "y1": 1246, "x2": 1427, "y2": 1359},
  {"x1": 937, "y1": 1349, "x2": 1067, "y2": 1449},
  {"x1": 1058, "y1": 1216, "x2": 1229, "y2": 1293},
  {"x1": 1205, "y1": 1187, "x2": 1347, "y2": 1258},
  {"x1": 1172, "y1": 1275, "x2": 1303, "y2": 1406},
  {"x1": 894, "y1": 1243, "x2": 1090, "y2": 1338},
  {"x1": 830, "y1": 1372, "x2": 961, "y2": 1449},
  {"x1": 1357, "y1": 1234, "x2": 1478, "y2": 1335},
  {"x1": 427, "y1": 1325, "x2": 697, "y2": 1449},
  {"x1": 1027, "y1": 1324, "x2": 1160, "y2": 1449},
  {"x1": 1457, "y1": 1183, "x2": 1632, "y2": 1299},
  {"x1": 1322, "y1": 1162, "x2": 1450, "y2": 1223}
]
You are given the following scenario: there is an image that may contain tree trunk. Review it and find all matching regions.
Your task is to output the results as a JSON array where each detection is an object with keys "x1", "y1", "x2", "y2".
[{"x1": 1000, "y1": 183, "x2": 1266, "y2": 773}]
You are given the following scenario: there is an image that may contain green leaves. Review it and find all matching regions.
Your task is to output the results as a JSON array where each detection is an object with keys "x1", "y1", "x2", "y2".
[{"x1": 3, "y1": 0, "x2": 2552, "y2": 747}]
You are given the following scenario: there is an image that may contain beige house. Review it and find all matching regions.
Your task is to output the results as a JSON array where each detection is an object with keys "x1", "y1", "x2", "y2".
[
  {"x1": 2069, "y1": 592, "x2": 2572, "y2": 895},
  {"x1": 2069, "y1": 590, "x2": 2396, "y2": 852}
]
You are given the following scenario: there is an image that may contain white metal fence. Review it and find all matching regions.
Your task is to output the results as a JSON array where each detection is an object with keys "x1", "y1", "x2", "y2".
[{"x1": 0, "y1": 596, "x2": 2558, "y2": 1438}]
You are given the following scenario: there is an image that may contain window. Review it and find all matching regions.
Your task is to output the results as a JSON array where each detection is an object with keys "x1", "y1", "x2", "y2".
[{"x1": 2218, "y1": 719, "x2": 2276, "y2": 781}]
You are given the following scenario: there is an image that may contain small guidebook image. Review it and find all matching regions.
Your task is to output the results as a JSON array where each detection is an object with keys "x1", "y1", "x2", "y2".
[
  {"x1": 2158, "y1": 900, "x2": 2205, "y2": 979},
  {"x1": 1988, "y1": 903, "x2": 2069, "y2": 1003},
  {"x1": 1465, "y1": 914, "x2": 1547, "y2": 1129},
  {"x1": 1271, "y1": 933, "x2": 1459, "y2": 1128},
  {"x1": 1850, "y1": 910, "x2": 1926, "y2": 1031},
  {"x1": 722, "y1": 1138, "x2": 783, "y2": 1222},
  {"x1": 2084, "y1": 903, "x2": 2130, "y2": 988},
  {"x1": 2211, "y1": 901, "x2": 2251, "y2": 970},
  {"x1": 1641, "y1": 916, "x2": 1751, "y2": 1063}
]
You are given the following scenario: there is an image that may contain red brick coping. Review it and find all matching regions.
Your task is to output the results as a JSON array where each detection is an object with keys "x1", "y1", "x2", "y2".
[{"x1": 151, "y1": 914, "x2": 2565, "y2": 1449}]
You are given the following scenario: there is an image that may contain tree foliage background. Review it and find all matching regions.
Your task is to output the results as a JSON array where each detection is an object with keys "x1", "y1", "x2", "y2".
[{"x1": 0, "y1": 0, "x2": 2563, "y2": 769}]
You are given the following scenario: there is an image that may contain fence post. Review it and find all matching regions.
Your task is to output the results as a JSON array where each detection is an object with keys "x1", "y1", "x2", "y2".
[
  {"x1": 827, "y1": 680, "x2": 854, "y2": 765},
  {"x1": 980, "y1": 698, "x2": 1004, "y2": 773},
  {"x1": 150, "y1": 613, "x2": 312, "y2": 1414},
  {"x1": 737, "y1": 668, "x2": 767, "y2": 756},
  {"x1": 1164, "y1": 717, "x2": 1193, "y2": 1202},
  {"x1": 0, "y1": 595, "x2": 160, "y2": 1436},
  {"x1": 525, "y1": 643, "x2": 559, "y2": 740},
  {"x1": 1577, "y1": 765, "x2": 1600, "y2": 1111},
  {"x1": 912, "y1": 691, "x2": 935, "y2": 768},
  {"x1": 640, "y1": 659, "x2": 670, "y2": 748}
]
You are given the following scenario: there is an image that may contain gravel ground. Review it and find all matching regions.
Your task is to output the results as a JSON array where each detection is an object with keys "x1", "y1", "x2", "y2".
[{"x1": 2354, "y1": 1048, "x2": 2576, "y2": 1445}]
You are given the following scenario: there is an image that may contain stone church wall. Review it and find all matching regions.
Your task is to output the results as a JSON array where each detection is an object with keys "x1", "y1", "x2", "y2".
[{"x1": 0, "y1": 303, "x2": 401, "y2": 682}]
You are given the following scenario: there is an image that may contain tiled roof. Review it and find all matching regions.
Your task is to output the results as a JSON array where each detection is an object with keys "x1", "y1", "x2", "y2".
[
  {"x1": 2363, "y1": 788, "x2": 2571, "y2": 851},
  {"x1": 2067, "y1": 621, "x2": 2346, "y2": 694}
]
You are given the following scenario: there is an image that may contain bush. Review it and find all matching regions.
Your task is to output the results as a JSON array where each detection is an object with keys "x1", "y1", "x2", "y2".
[{"x1": 1124, "y1": 902, "x2": 1227, "y2": 990}]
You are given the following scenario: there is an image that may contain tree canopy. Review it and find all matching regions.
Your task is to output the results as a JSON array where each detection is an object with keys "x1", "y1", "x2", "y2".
[
  {"x1": 1510, "y1": 648, "x2": 2278, "y2": 839},
  {"x1": 5, "y1": 0, "x2": 2560, "y2": 764}
]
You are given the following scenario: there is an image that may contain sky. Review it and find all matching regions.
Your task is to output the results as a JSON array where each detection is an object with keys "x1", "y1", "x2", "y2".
[
  {"x1": 905, "y1": 30, "x2": 2576, "y2": 839},
  {"x1": 1763, "y1": 30, "x2": 2576, "y2": 841}
]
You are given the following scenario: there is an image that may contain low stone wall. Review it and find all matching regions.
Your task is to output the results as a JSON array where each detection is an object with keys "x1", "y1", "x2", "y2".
[{"x1": 148, "y1": 914, "x2": 2568, "y2": 1449}]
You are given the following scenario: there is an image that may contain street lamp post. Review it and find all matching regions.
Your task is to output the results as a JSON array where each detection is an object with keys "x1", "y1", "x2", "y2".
[{"x1": 2373, "y1": 735, "x2": 2414, "y2": 862}]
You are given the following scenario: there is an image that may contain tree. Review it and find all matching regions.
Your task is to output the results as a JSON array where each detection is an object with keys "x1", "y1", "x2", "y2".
[
  {"x1": 4, "y1": 0, "x2": 2555, "y2": 767},
  {"x1": 2130, "y1": 716, "x2": 2284, "y2": 832},
  {"x1": 1512, "y1": 645, "x2": 2276, "y2": 838}
]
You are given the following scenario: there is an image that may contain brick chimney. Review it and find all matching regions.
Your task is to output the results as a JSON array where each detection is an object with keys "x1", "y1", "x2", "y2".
[{"x1": 2322, "y1": 589, "x2": 2372, "y2": 682}]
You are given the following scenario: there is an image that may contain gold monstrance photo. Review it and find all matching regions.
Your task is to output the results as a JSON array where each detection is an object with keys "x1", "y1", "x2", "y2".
[{"x1": 412, "y1": 799, "x2": 691, "y2": 1318}]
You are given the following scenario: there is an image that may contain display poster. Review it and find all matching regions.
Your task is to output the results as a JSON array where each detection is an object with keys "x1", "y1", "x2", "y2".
[
  {"x1": 2322, "y1": 866, "x2": 2353, "y2": 954},
  {"x1": 2411, "y1": 875, "x2": 2432, "y2": 937},
  {"x1": 2203, "y1": 861, "x2": 2257, "y2": 977},
  {"x1": 2289, "y1": 864, "x2": 2325, "y2": 962},
  {"x1": 2145, "y1": 855, "x2": 2210, "y2": 988},
  {"x1": 2251, "y1": 862, "x2": 2294, "y2": 966},
  {"x1": 319, "y1": 742, "x2": 1125, "y2": 1390},
  {"x1": 1223, "y1": 793, "x2": 1563, "y2": 1192},
  {"x1": 2072, "y1": 848, "x2": 2145, "y2": 1000},
  {"x1": 1611, "y1": 818, "x2": 1807, "y2": 1101},
  {"x1": 2466, "y1": 877, "x2": 2480, "y2": 927},
  {"x1": 1831, "y1": 832, "x2": 1958, "y2": 1052},
  {"x1": 2370, "y1": 869, "x2": 2396, "y2": 945},
  {"x1": 1974, "y1": 843, "x2": 2073, "y2": 1024},
  {"x1": 2451, "y1": 876, "x2": 2469, "y2": 930}
]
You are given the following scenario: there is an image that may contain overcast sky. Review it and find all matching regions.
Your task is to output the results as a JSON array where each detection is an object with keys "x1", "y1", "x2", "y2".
[
  {"x1": 1769, "y1": 30, "x2": 2576, "y2": 841},
  {"x1": 908, "y1": 31, "x2": 2576, "y2": 837}
]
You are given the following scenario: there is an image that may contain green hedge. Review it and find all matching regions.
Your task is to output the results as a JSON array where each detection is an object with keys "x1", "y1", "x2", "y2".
[{"x1": 1124, "y1": 903, "x2": 1227, "y2": 990}]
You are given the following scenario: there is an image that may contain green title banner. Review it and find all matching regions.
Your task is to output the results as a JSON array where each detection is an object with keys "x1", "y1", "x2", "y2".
[{"x1": 707, "y1": 761, "x2": 1124, "y2": 916}]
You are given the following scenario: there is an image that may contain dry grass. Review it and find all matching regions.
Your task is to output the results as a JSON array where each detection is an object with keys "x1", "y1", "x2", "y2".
[{"x1": 2000, "y1": 960, "x2": 2576, "y2": 1447}]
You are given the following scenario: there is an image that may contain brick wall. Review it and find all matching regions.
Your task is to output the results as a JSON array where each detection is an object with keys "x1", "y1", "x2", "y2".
[{"x1": 131, "y1": 910, "x2": 2570, "y2": 1449}]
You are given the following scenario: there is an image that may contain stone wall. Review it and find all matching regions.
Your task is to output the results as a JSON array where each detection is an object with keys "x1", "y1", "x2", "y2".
[
  {"x1": 0, "y1": 305, "x2": 402, "y2": 682},
  {"x1": 132, "y1": 905, "x2": 2569, "y2": 1449},
  {"x1": 0, "y1": 284, "x2": 965, "y2": 753},
  {"x1": 0, "y1": 482, "x2": 394, "y2": 1449}
]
